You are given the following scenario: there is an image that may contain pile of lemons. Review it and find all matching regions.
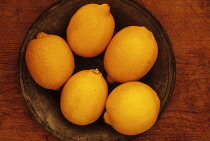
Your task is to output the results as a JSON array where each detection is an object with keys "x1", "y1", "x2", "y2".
[{"x1": 25, "y1": 3, "x2": 160, "y2": 135}]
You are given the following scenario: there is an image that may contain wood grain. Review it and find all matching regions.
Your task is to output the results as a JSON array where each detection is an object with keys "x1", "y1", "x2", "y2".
[{"x1": 0, "y1": 0, "x2": 209, "y2": 140}]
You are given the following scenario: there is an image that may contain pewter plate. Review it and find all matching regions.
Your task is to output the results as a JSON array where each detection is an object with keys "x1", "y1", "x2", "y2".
[{"x1": 18, "y1": 0, "x2": 176, "y2": 140}]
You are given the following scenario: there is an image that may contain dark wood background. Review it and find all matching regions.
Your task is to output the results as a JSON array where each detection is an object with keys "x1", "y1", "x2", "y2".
[{"x1": 0, "y1": 0, "x2": 209, "y2": 140}]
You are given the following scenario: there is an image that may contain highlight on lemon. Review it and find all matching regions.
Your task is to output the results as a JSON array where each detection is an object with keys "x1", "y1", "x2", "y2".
[
  {"x1": 104, "y1": 81, "x2": 160, "y2": 135},
  {"x1": 25, "y1": 32, "x2": 75, "y2": 90},
  {"x1": 104, "y1": 26, "x2": 158, "y2": 83},
  {"x1": 66, "y1": 3, "x2": 115, "y2": 57},
  {"x1": 60, "y1": 69, "x2": 108, "y2": 125}
]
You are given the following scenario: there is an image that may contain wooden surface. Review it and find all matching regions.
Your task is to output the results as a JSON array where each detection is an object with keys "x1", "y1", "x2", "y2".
[{"x1": 0, "y1": 0, "x2": 209, "y2": 140}]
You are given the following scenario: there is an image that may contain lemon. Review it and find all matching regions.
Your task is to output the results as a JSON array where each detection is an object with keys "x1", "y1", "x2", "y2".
[
  {"x1": 60, "y1": 69, "x2": 108, "y2": 125},
  {"x1": 25, "y1": 32, "x2": 75, "y2": 90},
  {"x1": 104, "y1": 81, "x2": 160, "y2": 135},
  {"x1": 104, "y1": 26, "x2": 158, "y2": 83},
  {"x1": 66, "y1": 3, "x2": 115, "y2": 57}
]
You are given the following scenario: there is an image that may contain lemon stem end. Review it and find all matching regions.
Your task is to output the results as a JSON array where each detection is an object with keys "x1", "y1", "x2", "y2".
[{"x1": 93, "y1": 68, "x2": 100, "y2": 74}]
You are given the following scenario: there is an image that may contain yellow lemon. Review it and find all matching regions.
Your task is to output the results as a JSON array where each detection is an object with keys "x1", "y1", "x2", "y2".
[
  {"x1": 60, "y1": 69, "x2": 108, "y2": 125},
  {"x1": 104, "y1": 26, "x2": 158, "y2": 83},
  {"x1": 104, "y1": 81, "x2": 160, "y2": 135},
  {"x1": 25, "y1": 32, "x2": 75, "y2": 90},
  {"x1": 66, "y1": 3, "x2": 115, "y2": 57}
]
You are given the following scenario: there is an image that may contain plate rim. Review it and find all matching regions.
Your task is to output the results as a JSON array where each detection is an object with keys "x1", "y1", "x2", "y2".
[{"x1": 17, "y1": 0, "x2": 176, "y2": 140}]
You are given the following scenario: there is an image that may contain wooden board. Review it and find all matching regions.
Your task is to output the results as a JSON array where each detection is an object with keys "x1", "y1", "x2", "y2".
[{"x1": 0, "y1": 0, "x2": 209, "y2": 140}]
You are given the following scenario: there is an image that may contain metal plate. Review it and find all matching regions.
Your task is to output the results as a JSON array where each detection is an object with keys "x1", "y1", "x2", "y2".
[{"x1": 18, "y1": 0, "x2": 176, "y2": 140}]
